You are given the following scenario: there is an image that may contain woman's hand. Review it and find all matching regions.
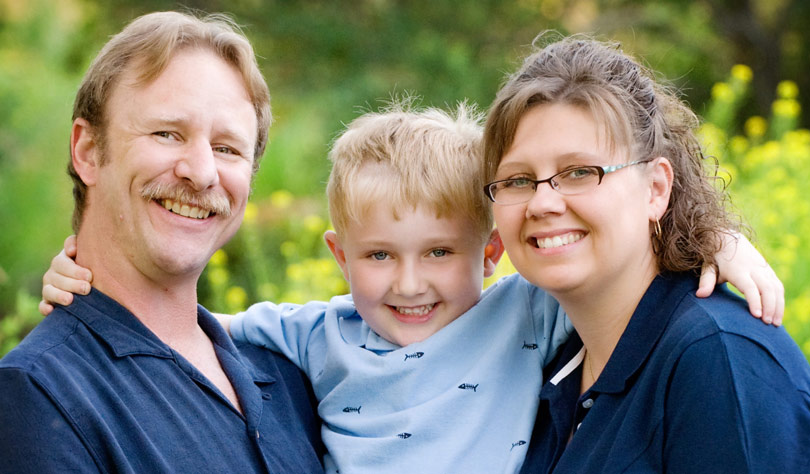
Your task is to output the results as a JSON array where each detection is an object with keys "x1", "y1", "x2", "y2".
[
  {"x1": 39, "y1": 235, "x2": 93, "y2": 316},
  {"x1": 697, "y1": 232, "x2": 784, "y2": 325}
]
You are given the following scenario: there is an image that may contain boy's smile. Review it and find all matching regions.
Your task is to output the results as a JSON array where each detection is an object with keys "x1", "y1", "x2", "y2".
[{"x1": 325, "y1": 202, "x2": 500, "y2": 347}]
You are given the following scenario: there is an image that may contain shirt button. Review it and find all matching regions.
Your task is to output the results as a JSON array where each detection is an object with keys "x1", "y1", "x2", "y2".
[
  {"x1": 582, "y1": 398, "x2": 594, "y2": 409},
  {"x1": 576, "y1": 422, "x2": 582, "y2": 431},
  {"x1": 255, "y1": 430, "x2": 260, "y2": 440}
]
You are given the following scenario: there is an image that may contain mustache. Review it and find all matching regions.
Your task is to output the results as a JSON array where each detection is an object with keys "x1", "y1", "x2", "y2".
[{"x1": 141, "y1": 182, "x2": 232, "y2": 217}]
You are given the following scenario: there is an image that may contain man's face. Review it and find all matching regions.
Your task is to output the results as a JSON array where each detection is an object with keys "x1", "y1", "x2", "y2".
[{"x1": 89, "y1": 48, "x2": 257, "y2": 283}]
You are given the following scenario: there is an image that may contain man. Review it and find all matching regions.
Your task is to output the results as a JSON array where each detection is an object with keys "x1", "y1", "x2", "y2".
[{"x1": 0, "y1": 11, "x2": 324, "y2": 472}]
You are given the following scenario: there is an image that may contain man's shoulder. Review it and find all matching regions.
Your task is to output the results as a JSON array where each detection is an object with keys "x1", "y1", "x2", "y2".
[{"x1": 0, "y1": 308, "x2": 85, "y2": 373}]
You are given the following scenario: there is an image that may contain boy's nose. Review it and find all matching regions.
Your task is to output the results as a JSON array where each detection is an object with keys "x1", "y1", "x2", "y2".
[{"x1": 393, "y1": 261, "x2": 428, "y2": 296}]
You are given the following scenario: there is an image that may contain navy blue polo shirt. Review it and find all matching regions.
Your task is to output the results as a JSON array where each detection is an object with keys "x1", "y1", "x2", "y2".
[
  {"x1": 0, "y1": 289, "x2": 325, "y2": 473},
  {"x1": 520, "y1": 272, "x2": 810, "y2": 473}
]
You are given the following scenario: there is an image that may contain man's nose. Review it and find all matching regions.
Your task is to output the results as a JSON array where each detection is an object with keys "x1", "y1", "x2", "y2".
[{"x1": 174, "y1": 139, "x2": 219, "y2": 191}]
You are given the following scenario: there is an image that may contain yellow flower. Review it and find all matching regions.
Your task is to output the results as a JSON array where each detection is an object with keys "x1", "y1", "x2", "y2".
[
  {"x1": 730, "y1": 64, "x2": 753, "y2": 83},
  {"x1": 304, "y1": 215, "x2": 325, "y2": 234},
  {"x1": 772, "y1": 99, "x2": 801, "y2": 118},
  {"x1": 729, "y1": 135, "x2": 749, "y2": 155},
  {"x1": 280, "y1": 241, "x2": 298, "y2": 258},
  {"x1": 711, "y1": 82, "x2": 734, "y2": 102},
  {"x1": 776, "y1": 80, "x2": 799, "y2": 99},
  {"x1": 225, "y1": 286, "x2": 248, "y2": 311},
  {"x1": 208, "y1": 267, "x2": 229, "y2": 287},
  {"x1": 243, "y1": 202, "x2": 258, "y2": 224},
  {"x1": 286, "y1": 263, "x2": 305, "y2": 281},
  {"x1": 744, "y1": 116, "x2": 767, "y2": 138},
  {"x1": 209, "y1": 249, "x2": 228, "y2": 266},
  {"x1": 270, "y1": 190, "x2": 294, "y2": 210}
]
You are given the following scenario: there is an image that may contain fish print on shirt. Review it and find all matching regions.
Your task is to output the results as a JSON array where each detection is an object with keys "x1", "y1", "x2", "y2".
[
  {"x1": 511, "y1": 440, "x2": 527, "y2": 451},
  {"x1": 458, "y1": 383, "x2": 479, "y2": 392},
  {"x1": 522, "y1": 341, "x2": 538, "y2": 350},
  {"x1": 404, "y1": 351, "x2": 424, "y2": 361},
  {"x1": 342, "y1": 406, "x2": 362, "y2": 414},
  {"x1": 397, "y1": 432, "x2": 412, "y2": 439}
]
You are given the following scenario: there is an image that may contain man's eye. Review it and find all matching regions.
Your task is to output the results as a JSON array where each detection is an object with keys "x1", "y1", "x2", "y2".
[
  {"x1": 153, "y1": 131, "x2": 174, "y2": 140},
  {"x1": 213, "y1": 145, "x2": 235, "y2": 155},
  {"x1": 429, "y1": 249, "x2": 448, "y2": 258},
  {"x1": 371, "y1": 251, "x2": 389, "y2": 261}
]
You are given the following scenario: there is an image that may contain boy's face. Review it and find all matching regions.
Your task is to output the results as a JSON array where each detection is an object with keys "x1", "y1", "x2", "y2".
[{"x1": 326, "y1": 203, "x2": 502, "y2": 347}]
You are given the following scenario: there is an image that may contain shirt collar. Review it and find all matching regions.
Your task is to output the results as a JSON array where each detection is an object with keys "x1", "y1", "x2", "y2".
[
  {"x1": 64, "y1": 288, "x2": 276, "y2": 384},
  {"x1": 64, "y1": 288, "x2": 173, "y2": 358},
  {"x1": 330, "y1": 296, "x2": 401, "y2": 353},
  {"x1": 593, "y1": 272, "x2": 696, "y2": 394}
]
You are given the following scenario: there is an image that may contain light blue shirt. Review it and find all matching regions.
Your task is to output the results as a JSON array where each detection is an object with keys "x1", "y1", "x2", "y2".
[{"x1": 231, "y1": 273, "x2": 572, "y2": 473}]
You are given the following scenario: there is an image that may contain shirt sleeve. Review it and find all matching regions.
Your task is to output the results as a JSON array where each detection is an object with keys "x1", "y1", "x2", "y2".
[
  {"x1": 229, "y1": 300, "x2": 329, "y2": 376},
  {"x1": 0, "y1": 367, "x2": 100, "y2": 473},
  {"x1": 663, "y1": 333, "x2": 810, "y2": 472}
]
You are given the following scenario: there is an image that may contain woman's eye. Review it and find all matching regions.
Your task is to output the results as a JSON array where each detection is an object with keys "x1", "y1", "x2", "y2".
[
  {"x1": 562, "y1": 167, "x2": 599, "y2": 180},
  {"x1": 429, "y1": 249, "x2": 448, "y2": 258},
  {"x1": 505, "y1": 177, "x2": 533, "y2": 188},
  {"x1": 371, "y1": 251, "x2": 389, "y2": 261}
]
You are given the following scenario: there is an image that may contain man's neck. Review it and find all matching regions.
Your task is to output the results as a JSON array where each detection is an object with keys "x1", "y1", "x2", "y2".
[{"x1": 75, "y1": 236, "x2": 201, "y2": 345}]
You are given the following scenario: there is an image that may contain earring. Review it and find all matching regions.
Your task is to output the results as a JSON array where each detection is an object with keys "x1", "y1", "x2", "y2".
[{"x1": 653, "y1": 219, "x2": 662, "y2": 239}]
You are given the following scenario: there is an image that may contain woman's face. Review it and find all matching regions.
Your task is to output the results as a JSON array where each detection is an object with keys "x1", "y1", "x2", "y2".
[{"x1": 491, "y1": 103, "x2": 660, "y2": 299}]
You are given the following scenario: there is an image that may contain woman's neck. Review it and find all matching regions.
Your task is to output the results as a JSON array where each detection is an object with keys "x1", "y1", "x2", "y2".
[{"x1": 554, "y1": 262, "x2": 659, "y2": 384}]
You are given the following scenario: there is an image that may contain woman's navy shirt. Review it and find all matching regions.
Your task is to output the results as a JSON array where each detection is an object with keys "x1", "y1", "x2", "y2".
[
  {"x1": 520, "y1": 272, "x2": 810, "y2": 473},
  {"x1": 0, "y1": 289, "x2": 325, "y2": 473}
]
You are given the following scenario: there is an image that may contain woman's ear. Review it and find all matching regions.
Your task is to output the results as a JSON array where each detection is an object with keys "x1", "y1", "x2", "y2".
[
  {"x1": 324, "y1": 230, "x2": 350, "y2": 281},
  {"x1": 483, "y1": 228, "x2": 506, "y2": 278},
  {"x1": 648, "y1": 157, "x2": 674, "y2": 221},
  {"x1": 71, "y1": 118, "x2": 100, "y2": 186}
]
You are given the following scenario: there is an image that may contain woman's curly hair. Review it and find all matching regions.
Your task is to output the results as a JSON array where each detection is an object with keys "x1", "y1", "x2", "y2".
[{"x1": 483, "y1": 34, "x2": 740, "y2": 273}]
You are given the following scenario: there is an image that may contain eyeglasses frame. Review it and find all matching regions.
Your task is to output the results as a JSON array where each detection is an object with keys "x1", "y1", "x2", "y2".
[{"x1": 483, "y1": 159, "x2": 651, "y2": 205}]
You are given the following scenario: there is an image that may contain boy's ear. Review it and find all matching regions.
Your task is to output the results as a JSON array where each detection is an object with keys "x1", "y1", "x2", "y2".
[
  {"x1": 71, "y1": 118, "x2": 100, "y2": 186},
  {"x1": 483, "y1": 228, "x2": 505, "y2": 278},
  {"x1": 647, "y1": 157, "x2": 674, "y2": 221},
  {"x1": 324, "y1": 230, "x2": 350, "y2": 281}
]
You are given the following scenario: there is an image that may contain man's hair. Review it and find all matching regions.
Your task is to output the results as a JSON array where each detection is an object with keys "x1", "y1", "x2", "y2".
[
  {"x1": 484, "y1": 34, "x2": 738, "y2": 273},
  {"x1": 68, "y1": 11, "x2": 271, "y2": 232},
  {"x1": 327, "y1": 99, "x2": 492, "y2": 241}
]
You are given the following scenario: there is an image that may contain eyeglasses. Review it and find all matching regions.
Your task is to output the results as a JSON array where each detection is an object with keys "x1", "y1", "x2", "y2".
[{"x1": 484, "y1": 159, "x2": 649, "y2": 205}]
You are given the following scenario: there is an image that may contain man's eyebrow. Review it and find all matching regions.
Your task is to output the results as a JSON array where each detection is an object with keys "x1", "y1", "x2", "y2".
[{"x1": 148, "y1": 116, "x2": 254, "y2": 149}]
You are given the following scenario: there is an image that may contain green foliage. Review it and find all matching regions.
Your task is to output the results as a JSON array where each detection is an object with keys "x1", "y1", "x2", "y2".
[
  {"x1": 1, "y1": 2, "x2": 809, "y2": 362},
  {"x1": 699, "y1": 69, "x2": 810, "y2": 359}
]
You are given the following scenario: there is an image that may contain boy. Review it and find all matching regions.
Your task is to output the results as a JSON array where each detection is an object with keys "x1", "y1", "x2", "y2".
[{"x1": 42, "y1": 101, "x2": 783, "y2": 473}]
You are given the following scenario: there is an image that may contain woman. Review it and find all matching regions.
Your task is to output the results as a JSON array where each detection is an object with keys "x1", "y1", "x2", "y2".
[{"x1": 483, "y1": 36, "x2": 810, "y2": 472}]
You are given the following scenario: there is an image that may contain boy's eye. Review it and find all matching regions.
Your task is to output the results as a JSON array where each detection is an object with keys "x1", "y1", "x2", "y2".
[
  {"x1": 429, "y1": 249, "x2": 448, "y2": 258},
  {"x1": 370, "y1": 251, "x2": 389, "y2": 261}
]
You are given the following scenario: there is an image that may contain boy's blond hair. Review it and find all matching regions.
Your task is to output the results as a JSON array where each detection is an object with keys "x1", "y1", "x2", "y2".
[{"x1": 327, "y1": 100, "x2": 492, "y2": 241}]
